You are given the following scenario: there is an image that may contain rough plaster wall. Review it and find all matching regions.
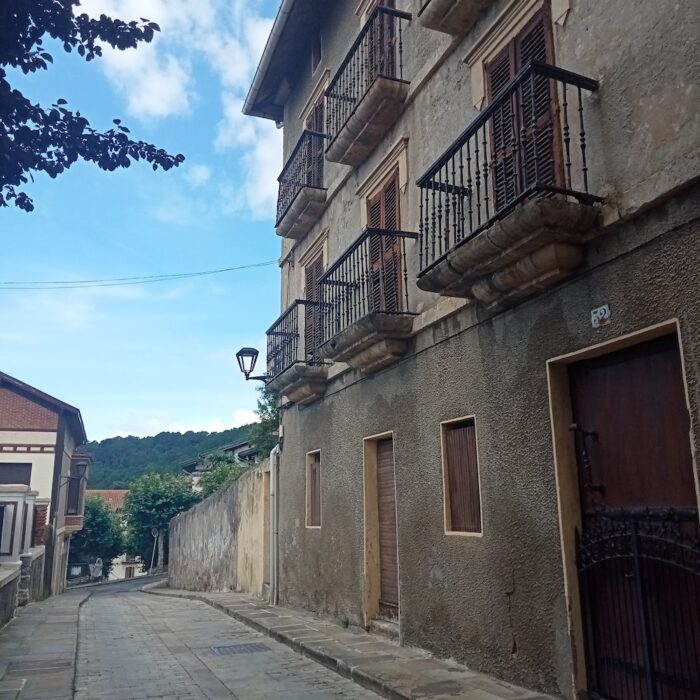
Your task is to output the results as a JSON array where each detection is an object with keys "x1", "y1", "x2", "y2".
[
  {"x1": 0, "y1": 573, "x2": 18, "y2": 630},
  {"x1": 169, "y1": 461, "x2": 267, "y2": 597},
  {"x1": 278, "y1": 185, "x2": 700, "y2": 696}
]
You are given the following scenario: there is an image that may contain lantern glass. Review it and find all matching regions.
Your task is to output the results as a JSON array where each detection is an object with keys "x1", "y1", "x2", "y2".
[{"x1": 236, "y1": 347, "x2": 259, "y2": 377}]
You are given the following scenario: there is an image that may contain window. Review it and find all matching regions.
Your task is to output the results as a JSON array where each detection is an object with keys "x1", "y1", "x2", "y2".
[
  {"x1": 442, "y1": 418, "x2": 482, "y2": 533},
  {"x1": 367, "y1": 172, "x2": 402, "y2": 313},
  {"x1": 306, "y1": 451, "x2": 321, "y2": 528},
  {"x1": 0, "y1": 502, "x2": 16, "y2": 555},
  {"x1": 311, "y1": 32, "x2": 322, "y2": 73},
  {"x1": 304, "y1": 251, "x2": 325, "y2": 359},
  {"x1": 484, "y1": 10, "x2": 556, "y2": 210},
  {"x1": 0, "y1": 463, "x2": 32, "y2": 485}
]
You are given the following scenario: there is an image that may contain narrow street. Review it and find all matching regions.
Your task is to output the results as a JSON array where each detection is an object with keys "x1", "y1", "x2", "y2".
[{"x1": 0, "y1": 578, "x2": 381, "y2": 700}]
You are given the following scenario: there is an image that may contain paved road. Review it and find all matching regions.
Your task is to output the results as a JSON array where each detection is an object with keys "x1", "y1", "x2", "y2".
[{"x1": 75, "y1": 584, "x2": 381, "y2": 700}]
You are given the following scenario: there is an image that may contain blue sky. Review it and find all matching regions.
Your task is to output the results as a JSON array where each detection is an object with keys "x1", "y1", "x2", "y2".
[{"x1": 0, "y1": 0, "x2": 283, "y2": 440}]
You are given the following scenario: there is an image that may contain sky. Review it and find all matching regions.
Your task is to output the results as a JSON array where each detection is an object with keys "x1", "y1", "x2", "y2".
[{"x1": 0, "y1": 0, "x2": 283, "y2": 440}]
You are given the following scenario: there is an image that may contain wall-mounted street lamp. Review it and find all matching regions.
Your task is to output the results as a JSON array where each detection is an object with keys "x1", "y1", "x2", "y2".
[
  {"x1": 59, "y1": 458, "x2": 89, "y2": 486},
  {"x1": 236, "y1": 347, "x2": 269, "y2": 382}
]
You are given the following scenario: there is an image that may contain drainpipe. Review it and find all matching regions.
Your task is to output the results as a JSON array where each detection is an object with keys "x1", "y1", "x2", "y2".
[{"x1": 269, "y1": 443, "x2": 280, "y2": 606}]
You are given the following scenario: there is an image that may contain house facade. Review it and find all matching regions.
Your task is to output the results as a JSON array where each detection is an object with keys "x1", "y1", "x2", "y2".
[
  {"x1": 181, "y1": 440, "x2": 258, "y2": 491},
  {"x1": 0, "y1": 372, "x2": 89, "y2": 597},
  {"x1": 244, "y1": 1, "x2": 700, "y2": 698}
]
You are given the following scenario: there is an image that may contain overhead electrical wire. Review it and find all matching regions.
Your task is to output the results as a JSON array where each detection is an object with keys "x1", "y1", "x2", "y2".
[{"x1": 0, "y1": 260, "x2": 278, "y2": 290}]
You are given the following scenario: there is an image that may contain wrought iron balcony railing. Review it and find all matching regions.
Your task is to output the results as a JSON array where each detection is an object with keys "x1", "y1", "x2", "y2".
[
  {"x1": 416, "y1": 61, "x2": 601, "y2": 275},
  {"x1": 266, "y1": 300, "x2": 323, "y2": 380},
  {"x1": 276, "y1": 130, "x2": 326, "y2": 226},
  {"x1": 319, "y1": 228, "x2": 417, "y2": 346},
  {"x1": 325, "y1": 6, "x2": 411, "y2": 148}
]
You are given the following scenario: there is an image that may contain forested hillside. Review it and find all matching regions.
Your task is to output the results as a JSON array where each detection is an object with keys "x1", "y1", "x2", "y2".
[{"x1": 85, "y1": 425, "x2": 254, "y2": 488}]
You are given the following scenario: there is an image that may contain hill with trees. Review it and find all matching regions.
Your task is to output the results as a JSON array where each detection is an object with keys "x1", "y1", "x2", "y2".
[{"x1": 85, "y1": 425, "x2": 253, "y2": 488}]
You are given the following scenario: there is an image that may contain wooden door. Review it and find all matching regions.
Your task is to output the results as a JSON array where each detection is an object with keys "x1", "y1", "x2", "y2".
[
  {"x1": 570, "y1": 335, "x2": 700, "y2": 700},
  {"x1": 485, "y1": 11, "x2": 558, "y2": 212},
  {"x1": 376, "y1": 437, "x2": 399, "y2": 619},
  {"x1": 304, "y1": 253, "x2": 324, "y2": 359},
  {"x1": 367, "y1": 175, "x2": 402, "y2": 313}
]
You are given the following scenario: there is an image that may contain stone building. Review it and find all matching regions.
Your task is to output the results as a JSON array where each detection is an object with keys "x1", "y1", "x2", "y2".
[
  {"x1": 0, "y1": 372, "x2": 89, "y2": 600},
  {"x1": 243, "y1": 1, "x2": 700, "y2": 698}
]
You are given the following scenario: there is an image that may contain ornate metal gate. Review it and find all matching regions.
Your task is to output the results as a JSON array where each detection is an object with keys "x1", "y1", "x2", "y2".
[{"x1": 577, "y1": 508, "x2": 700, "y2": 700}]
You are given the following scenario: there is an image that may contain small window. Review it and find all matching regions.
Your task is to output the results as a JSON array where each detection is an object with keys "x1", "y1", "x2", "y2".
[
  {"x1": 306, "y1": 451, "x2": 321, "y2": 528},
  {"x1": 442, "y1": 418, "x2": 482, "y2": 534},
  {"x1": 0, "y1": 463, "x2": 32, "y2": 485},
  {"x1": 311, "y1": 33, "x2": 322, "y2": 73}
]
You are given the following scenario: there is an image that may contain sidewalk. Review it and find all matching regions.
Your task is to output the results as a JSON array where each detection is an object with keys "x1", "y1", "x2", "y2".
[
  {"x1": 146, "y1": 585, "x2": 555, "y2": 700},
  {"x1": 0, "y1": 589, "x2": 90, "y2": 700}
]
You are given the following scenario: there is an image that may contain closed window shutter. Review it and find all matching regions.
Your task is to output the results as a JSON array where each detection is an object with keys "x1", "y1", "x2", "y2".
[
  {"x1": 304, "y1": 254, "x2": 324, "y2": 359},
  {"x1": 367, "y1": 175, "x2": 402, "y2": 313},
  {"x1": 485, "y1": 12, "x2": 556, "y2": 210},
  {"x1": 516, "y1": 13, "x2": 556, "y2": 190},
  {"x1": 308, "y1": 453, "x2": 321, "y2": 527},
  {"x1": 486, "y1": 46, "x2": 517, "y2": 210},
  {"x1": 305, "y1": 100, "x2": 325, "y2": 187},
  {"x1": 444, "y1": 420, "x2": 481, "y2": 532}
]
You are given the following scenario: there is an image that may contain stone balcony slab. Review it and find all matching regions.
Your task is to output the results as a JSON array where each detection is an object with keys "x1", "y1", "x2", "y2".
[
  {"x1": 417, "y1": 196, "x2": 600, "y2": 310},
  {"x1": 418, "y1": 0, "x2": 494, "y2": 35},
  {"x1": 267, "y1": 363, "x2": 329, "y2": 406},
  {"x1": 325, "y1": 77, "x2": 409, "y2": 168},
  {"x1": 319, "y1": 312, "x2": 415, "y2": 374},
  {"x1": 276, "y1": 186, "x2": 327, "y2": 241}
]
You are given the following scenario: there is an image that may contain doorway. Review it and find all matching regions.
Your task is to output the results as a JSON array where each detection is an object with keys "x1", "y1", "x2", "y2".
[
  {"x1": 550, "y1": 327, "x2": 700, "y2": 700},
  {"x1": 363, "y1": 433, "x2": 400, "y2": 625}
]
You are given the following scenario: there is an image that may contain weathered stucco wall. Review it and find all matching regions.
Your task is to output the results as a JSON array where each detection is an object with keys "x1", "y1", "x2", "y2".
[
  {"x1": 169, "y1": 460, "x2": 269, "y2": 597},
  {"x1": 278, "y1": 186, "x2": 700, "y2": 696}
]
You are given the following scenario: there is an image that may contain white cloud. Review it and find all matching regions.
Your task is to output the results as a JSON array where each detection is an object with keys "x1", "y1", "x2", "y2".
[
  {"x1": 98, "y1": 44, "x2": 192, "y2": 120},
  {"x1": 185, "y1": 164, "x2": 212, "y2": 187},
  {"x1": 77, "y1": 0, "x2": 281, "y2": 219}
]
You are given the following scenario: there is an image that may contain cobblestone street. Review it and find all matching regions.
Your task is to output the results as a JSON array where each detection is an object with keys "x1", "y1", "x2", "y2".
[{"x1": 75, "y1": 587, "x2": 380, "y2": 700}]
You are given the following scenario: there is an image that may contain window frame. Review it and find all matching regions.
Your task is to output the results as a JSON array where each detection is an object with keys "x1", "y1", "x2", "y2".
[
  {"x1": 305, "y1": 450, "x2": 322, "y2": 529},
  {"x1": 440, "y1": 416, "x2": 484, "y2": 537}
]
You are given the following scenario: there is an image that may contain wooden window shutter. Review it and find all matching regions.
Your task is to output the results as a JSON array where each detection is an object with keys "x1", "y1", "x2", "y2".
[
  {"x1": 516, "y1": 12, "x2": 557, "y2": 191},
  {"x1": 307, "y1": 452, "x2": 321, "y2": 527},
  {"x1": 367, "y1": 175, "x2": 401, "y2": 313},
  {"x1": 444, "y1": 420, "x2": 481, "y2": 532},
  {"x1": 304, "y1": 253, "x2": 324, "y2": 359}
]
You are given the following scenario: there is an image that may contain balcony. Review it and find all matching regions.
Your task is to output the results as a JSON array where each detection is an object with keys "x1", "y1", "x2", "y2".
[
  {"x1": 266, "y1": 300, "x2": 328, "y2": 405},
  {"x1": 418, "y1": 0, "x2": 493, "y2": 35},
  {"x1": 319, "y1": 228, "x2": 417, "y2": 373},
  {"x1": 416, "y1": 61, "x2": 602, "y2": 309},
  {"x1": 325, "y1": 7, "x2": 412, "y2": 168},
  {"x1": 276, "y1": 130, "x2": 327, "y2": 240}
]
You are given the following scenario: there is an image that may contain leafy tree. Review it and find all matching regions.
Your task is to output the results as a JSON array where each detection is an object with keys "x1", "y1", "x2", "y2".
[
  {"x1": 248, "y1": 386, "x2": 279, "y2": 456},
  {"x1": 198, "y1": 452, "x2": 250, "y2": 498},
  {"x1": 0, "y1": 0, "x2": 185, "y2": 211},
  {"x1": 68, "y1": 494, "x2": 124, "y2": 577},
  {"x1": 123, "y1": 473, "x2": 200, "y2": 567},
  {"x1": 85, "y1": 425, "x2": 254, "y2": 489}
]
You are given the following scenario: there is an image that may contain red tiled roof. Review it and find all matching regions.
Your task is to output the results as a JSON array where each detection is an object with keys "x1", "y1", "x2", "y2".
[{"x1": 86, "y1": 489, "x2": 128, "y2": 512}]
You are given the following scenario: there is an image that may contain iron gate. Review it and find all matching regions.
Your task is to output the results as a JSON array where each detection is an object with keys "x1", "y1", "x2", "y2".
[{"x1": 577, "y1": 508, "x2": 700, "y2": 700}]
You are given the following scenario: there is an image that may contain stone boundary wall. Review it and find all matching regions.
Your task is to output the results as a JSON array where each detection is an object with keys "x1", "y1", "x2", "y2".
[
  {"x1": 19, "y1": 547, "x2": 45, "y2": 605},
  {"x1": 0, "y1": 566, "x2": 20, "y2": 629},
  {"x1": 169, "y1": 460, "x2": 269, "y2": 597}
]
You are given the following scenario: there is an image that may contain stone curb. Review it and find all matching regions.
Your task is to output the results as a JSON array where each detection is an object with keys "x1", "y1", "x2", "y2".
[{"x1": 143, "y1": 585, "x2": 411, "y2": 700}]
